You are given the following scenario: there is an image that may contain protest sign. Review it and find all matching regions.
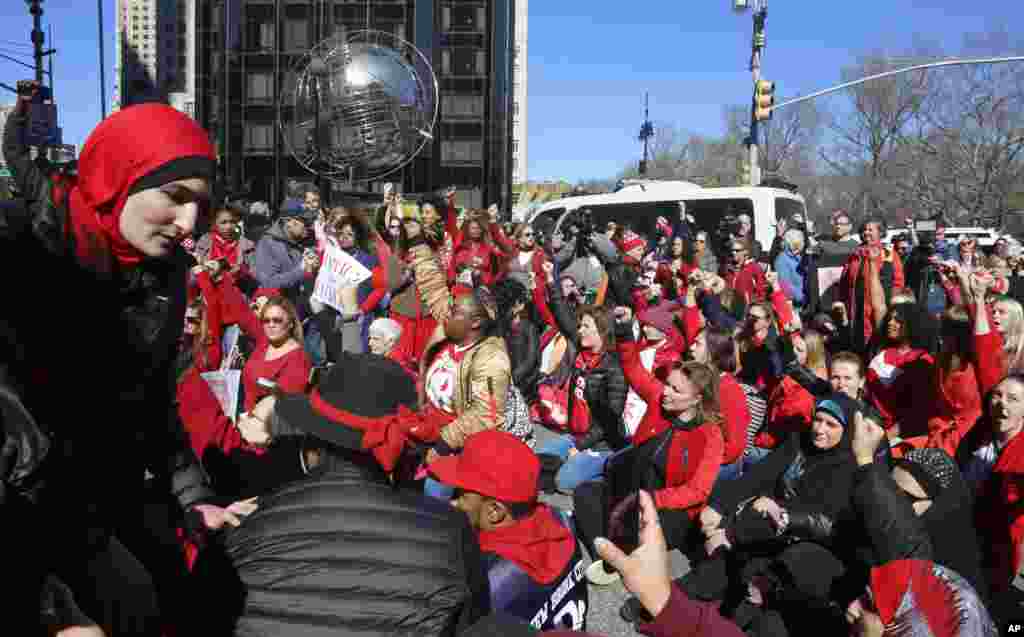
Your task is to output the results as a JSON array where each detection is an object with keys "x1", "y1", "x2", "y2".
[
  {"x1": 311, "y1": 240, "x2": 373, "y2": 312},
  {"x1": 220, "y1": 325, "x2": 241, "y2": 370},
  {"x1": 201, "y1": 370, "x2": 242, "y2": 422}
]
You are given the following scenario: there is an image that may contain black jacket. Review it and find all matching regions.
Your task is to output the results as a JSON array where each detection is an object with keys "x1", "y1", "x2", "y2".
[
  {"x1": 2, "y1": 109, "x2": 213, "y2": 628},
  {"x1": 503, "y1": 318, "x2": 541, "y2": 399},
  {"x1": 547, "y1": 282, "x2": 628, "y2": 451},
  {"x1": 1, "y1": 111, "x2": 212, "y2": 523},
  {"x1": 850, "y1": 462, "x2": 932, "y2": 565},
  {"x1": 205, "y1": 454, "x2": 484, "y2": 637},
  {"x1": 710, "y1": 396, "x2": 862, "y2": 547}
]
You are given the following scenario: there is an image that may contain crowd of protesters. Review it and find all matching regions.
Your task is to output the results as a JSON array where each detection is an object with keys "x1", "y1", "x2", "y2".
[{"x1": 2, "y1": 87, "x2": 1023, "y2": 637}]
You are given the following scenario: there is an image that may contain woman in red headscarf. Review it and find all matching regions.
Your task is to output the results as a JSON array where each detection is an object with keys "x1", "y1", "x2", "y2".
[{"x1": 1, "y1": 83, "x2": 248, "y2": 635}]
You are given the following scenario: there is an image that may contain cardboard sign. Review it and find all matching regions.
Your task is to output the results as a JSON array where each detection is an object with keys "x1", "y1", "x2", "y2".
[
  {"x1": 201, "y1": 369, "x2": 241, "y2": 422},
  {"x1": 311, "y1": 239, "x2": 373, "y2": 312},
  {"x1": 220, "y1": 325, "x2": 241, "y2": 370},
  {"x1": 622, "y1": 347, "x2": 657, "y2": 437}
]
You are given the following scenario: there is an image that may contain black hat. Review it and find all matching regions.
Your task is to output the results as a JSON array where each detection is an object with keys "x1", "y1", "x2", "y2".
[
  {"x1": 276, "y1": 352, "x2": 418, "y2": 459},
  {"x1": 893, "y1": 448, "x2": 959, "y2": 499}
]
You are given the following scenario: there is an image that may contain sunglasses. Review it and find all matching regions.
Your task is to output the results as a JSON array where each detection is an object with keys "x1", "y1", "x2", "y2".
[
  {"x1": 262, "y1": 316, "x2": 288, "y2": 326},
  {"x1": 749, "y1": 313, "x2": 768, "y2": 322},
  {"x1": 184, "y1": 316, "x2": 201, "y2": 325}
]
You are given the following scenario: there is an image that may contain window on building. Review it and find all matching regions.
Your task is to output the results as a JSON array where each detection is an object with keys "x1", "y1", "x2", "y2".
[
  {"x1": 248, "y1": 73, "x2": 273, "y2": 101},
  {"x1": 259, "y1": 22, "x2": 275, "y2": 49},
  {"x1": 443, "y1": 94, "x2": 484, "y2": 118},
  {"x1": 285, "y1": 20, "x2": 308, "y2": 50},
  {"x1": 245, "y1": 124, "x2": 273, "y2": 153},
  {"x1": 512, "y1": 141, "x2": 519, "y2": 154},
  {"x1": 441, "y1": 140, "x2": 483, "y2": 163}
]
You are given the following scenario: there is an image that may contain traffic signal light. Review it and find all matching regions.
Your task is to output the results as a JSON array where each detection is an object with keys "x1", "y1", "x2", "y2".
[{"x1": 754, "y1": 79, "x2": 775, "y2": 121}]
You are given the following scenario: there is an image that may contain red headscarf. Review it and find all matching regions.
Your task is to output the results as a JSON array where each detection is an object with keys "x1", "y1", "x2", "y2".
[{"x1": 60, "y1": 104, "x2": 216, "y2": 272}]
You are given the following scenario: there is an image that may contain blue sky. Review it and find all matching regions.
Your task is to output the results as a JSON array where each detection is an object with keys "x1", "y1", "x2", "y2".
[{"x1": 0, "y1": 0, "x2": 1019, "y2": 183}]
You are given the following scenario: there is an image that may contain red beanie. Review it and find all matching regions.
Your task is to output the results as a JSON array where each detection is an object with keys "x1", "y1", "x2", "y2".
[{"x1": 622, "y1": 236, "x2": 646, "y2": 254}]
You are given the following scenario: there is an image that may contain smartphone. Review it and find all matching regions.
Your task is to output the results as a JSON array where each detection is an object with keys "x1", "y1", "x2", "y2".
[{"x1": 604, "y1": 448, "x2": 643, "y2": 554}]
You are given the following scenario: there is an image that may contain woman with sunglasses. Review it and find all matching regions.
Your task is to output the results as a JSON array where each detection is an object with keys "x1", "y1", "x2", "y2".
[
  {"x1": 502, "y1": 223, "x2": 549, "y2": 291},
  {"x1": 216, "y1": 271, "x2": 311, "y2": 414}
]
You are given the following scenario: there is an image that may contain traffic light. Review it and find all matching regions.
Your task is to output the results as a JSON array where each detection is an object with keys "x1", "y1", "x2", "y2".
[{"x1": 754, "y1": 79, "x2": 775, "y2": 121}]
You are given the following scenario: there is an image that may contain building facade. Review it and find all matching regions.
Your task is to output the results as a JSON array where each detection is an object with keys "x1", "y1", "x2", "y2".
[
  {"x1": 114, "y1": 0, "x2": 188, "y2": 109},
  {"x1": 192, "y1": 0, "x2": 516, "y2": 210},
  {"x1": 511, "y1": 0, "x2": 526, "y2": 185}
]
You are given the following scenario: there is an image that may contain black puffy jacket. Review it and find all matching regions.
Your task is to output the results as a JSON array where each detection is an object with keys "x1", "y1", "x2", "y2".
[{"x1": 213, "y1": 455, "x2": 484, "y2": 637}]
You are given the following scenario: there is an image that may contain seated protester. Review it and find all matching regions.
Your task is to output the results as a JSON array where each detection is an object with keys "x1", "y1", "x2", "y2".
[
  {"x1": 533, "y1": 293, "x2": 627, "y2": 494},
  {"x1": 495, "y1": 279, "x2": 542, "y2": 403},
  {"x1": 405, "y1": 227, "x2": 513, "y2": 500},
  {"x1": 957, "y1": 374, "x2": 1024, "y2": 598},
  {"x1": 736, "y1": 301, "x2": 783, "y2": 390},
  {"x1": 690, "y1": 395, "x2": 867, "y2": 617},
  {"x1": 682, "y1": 311, "x2": 750, "y2": 480},
  {"x1": 217, "y1": 273, "x2": 312, "y2": 415},
  {"x1": 603, "y1": 234, "x2": 646, "y2": 309},
  {"x1": 530, "y1": 266, "x2": 581, "y2": 406},
  {"x1": 839, "y1": 217, "x2": 904, "y2": 354},
  {"x1": 773, "y1": 228, "x2": 809, "y2": 313},
  {"x1": 784, "y1": 350, "x2": 867, "y2": 404},
  {"x1": 429, "y1": 431, "x2": 588, "y2": 631},
  {"x1": 724, "y1": 238, "x2": 768, "y2": 305},
  {"x1": 845, "y1": 411, "x2": 998, "y2": 637},
  {"x1": 222, "y1": 353, "x2": 488, "y2": 637},
  {"x1": 865, "y1": 305, "x2": 935, "y2": 440},
  {"x1": 891, "y1": 448, "x2": 988, "y2": 602},
  {"x1": 992, "y1": 294, "x2": 1024, "y2": 374},
  {"x1": 575, "y1": 360, "x2": 725, "y2": 587},
  {"x1": 364, "y1": 317, "x2": 418, "y2": 382}
]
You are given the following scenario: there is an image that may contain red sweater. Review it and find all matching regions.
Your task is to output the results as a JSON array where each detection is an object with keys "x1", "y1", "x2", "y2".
[
  {"x1": 724, "y1": 260, "x2": 767, "y2": 304},
  {"x1": 719, "y1": 373, "x2": 751, "y2": 464},
  {"x1": 619, "y1": 342, "x2": 724, "y2": 513},
  {"x1": 865, "y1": 347, "x2": 935, "y2": 434},
  {"x1": 218, "y1": 273, "x2": 312, "y2": 412},
  {"x1": 756, "y1": 375, "x2": 815, "y2": 449}
]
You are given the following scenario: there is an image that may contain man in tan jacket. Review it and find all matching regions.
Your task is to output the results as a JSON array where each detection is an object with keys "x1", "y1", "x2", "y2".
[{"x1": 404, "y1": 217, "x2": 512, "y2": 501}]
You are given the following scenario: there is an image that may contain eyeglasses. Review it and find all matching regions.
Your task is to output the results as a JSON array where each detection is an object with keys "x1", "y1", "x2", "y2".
[
  {"x1": 749, "y1": 313, "x2": 768, "y2": 322},
  {"x1": 262, "y1": 316, "x2": 288, "y2": 326},
  {"x1": 184, "y1": 316, "x2": 201, "y2": 325}
]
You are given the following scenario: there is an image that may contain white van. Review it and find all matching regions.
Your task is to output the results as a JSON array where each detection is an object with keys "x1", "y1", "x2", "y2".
[{"x1": 526, "y1": 180, "x2": 807, "y2": 260}]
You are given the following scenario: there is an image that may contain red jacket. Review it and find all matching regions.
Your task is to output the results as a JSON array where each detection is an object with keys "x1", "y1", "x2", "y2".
[
  {"x1": 755, "y1": 375, "x2": 815, "y2": 449},
  {"x1": 839, "y1": 246, "x2": 905, "y2": 346},
  {"x1": 724, "y1": 260, "x2": 767, "y2": 304},
  {"x1": 619, "y1": 342, "x2": 724, "y2": 513},
  {"x1": 865, "y1": 347, "x2": 935, "y2": 434},
  {"x1": 218, "y1": 273, "x2": 312, "y2": 412},
  {"x1": 719, "y1": 373, "x2": 750, "y2": 464}
]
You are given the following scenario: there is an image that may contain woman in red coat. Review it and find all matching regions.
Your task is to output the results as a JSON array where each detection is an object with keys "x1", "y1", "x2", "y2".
[
  {"x1": 447, "y1": 212, "x2": 507, "y2": 286},
  {"x1": 574, "y1": 342, "x2": 724, "y2": 587},
  {"x1": 217, "y1": 272, "x2": 311, "y2": 414}
]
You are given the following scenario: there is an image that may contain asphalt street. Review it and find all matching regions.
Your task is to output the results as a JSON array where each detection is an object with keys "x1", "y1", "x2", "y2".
[{"x1": 540, "y1": 491, "x2": 692, "y2": 637}]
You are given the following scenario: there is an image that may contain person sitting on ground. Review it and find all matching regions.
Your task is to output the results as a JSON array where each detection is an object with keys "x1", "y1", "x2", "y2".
[{"x1": 429, "y1": 430, "x2": 588, "y2": 631}]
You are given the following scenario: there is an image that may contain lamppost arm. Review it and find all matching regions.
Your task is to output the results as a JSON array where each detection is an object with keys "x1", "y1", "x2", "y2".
[{"x1": 772, "y1": 55, "x2": 1024, "y2": 112}]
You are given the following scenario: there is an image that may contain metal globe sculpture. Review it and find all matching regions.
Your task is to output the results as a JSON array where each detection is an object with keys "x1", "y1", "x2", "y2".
[{"x1": 282, "y1": 30, "x2": 439, "y2": 183}]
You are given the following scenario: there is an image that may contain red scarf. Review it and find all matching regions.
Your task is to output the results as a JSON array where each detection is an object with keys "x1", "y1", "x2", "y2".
[
  {"x1": 63, "y1": 104, "x2": 216, "y2": 272},
  {"x1": 478, "y1": 505, "x2": 575, "y2": 584},
  {"x1": 209, "y1": 232, "x2": 240, "y2": 265},
  {"x1": 575, "y1": 350, "x2": 603, "y2": 372}
]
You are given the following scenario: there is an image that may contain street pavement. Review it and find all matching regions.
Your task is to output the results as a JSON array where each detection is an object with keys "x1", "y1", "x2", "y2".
[{"x1": 540, "y1": 491, "x2": 692, "y2": 637}]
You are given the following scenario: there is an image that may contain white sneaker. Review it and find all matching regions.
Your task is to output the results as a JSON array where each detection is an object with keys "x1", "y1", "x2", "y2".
[{"x1": 586, "y1": 560, "x2": 621, "y2": 586}]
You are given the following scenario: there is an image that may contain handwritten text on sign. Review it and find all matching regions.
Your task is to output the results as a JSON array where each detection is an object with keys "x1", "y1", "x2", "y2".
[{"x1": 312, "y1": 241, "x2": 373, "y2": 312}]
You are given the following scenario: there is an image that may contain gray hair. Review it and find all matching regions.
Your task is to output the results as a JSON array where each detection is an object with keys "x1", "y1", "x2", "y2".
[
  {"x1": 783, "y1": 228, "x2": 805, "y2": 253},
  {"x1": 369, "y1": 317, "x2": 402, "y2": 343}
]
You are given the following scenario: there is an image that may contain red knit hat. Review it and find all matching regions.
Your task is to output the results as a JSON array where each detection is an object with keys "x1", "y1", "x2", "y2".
[
  {"x1": 428, "y1": 430, "x2": 540, "y2": 503},
  {"x1": 252, "y1": 287, "x2": 280, "y2": 300},
  {"x1": 622, "y1": 236, "x2": 646, "y2": 254}
]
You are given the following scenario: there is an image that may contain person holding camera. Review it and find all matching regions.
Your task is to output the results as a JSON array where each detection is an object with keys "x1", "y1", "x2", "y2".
[{"x1": 190, "y1": 206, "x2": 256, "y2": 291}]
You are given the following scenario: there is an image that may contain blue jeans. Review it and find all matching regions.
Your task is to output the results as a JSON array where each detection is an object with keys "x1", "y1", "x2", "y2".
[
  {"x1": 742, "y1": 446, "x2": 772, "y2": 475},
  {"x1": 424, "y1": 477, "x2": 455, "y2": 501},
  {"x1": 535, "y1": 434, "x2": 614, "y2": 493}
]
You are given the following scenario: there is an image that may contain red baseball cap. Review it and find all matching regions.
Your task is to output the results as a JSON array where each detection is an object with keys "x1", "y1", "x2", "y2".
[{"x1": 428, "y1": 430, "x2": 540, "y2": 503}]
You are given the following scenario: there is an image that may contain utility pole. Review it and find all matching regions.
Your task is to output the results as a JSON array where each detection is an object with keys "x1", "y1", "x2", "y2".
[
  {"x1": 638, "y1": 92, "x2": 653, "y2": 176},
  {"x1": 744, "y1": 0, "x2": 768, "y2": 187},
  {"x1": 28, "y1": 0, "x2": 45, "y2": 84},
  {"x1": 97, "y1": 0, "x2": 106, "y2": 117}
]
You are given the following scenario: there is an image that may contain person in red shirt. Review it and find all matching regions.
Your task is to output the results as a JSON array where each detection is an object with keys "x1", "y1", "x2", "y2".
[
  {"x1": 839, "y1": 217, "x2": 904, "y2": 352},
  {"x1": 865, "y1": 305, "x2": 935, "y2": 438},
  {"x1": 723, "y1": 239, "x2": 767, "y2": 304},
  {"x1": 448, "y1": 212, "x2": 507, "y2": 286},
  {"x1": 216, "y1": 274, "x2": 312, "y2": 414}
]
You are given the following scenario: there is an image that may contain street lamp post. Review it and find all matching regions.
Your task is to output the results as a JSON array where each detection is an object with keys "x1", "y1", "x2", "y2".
[{"x1": 734, "y1": 0, "x2": 767, "y2": 186}]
